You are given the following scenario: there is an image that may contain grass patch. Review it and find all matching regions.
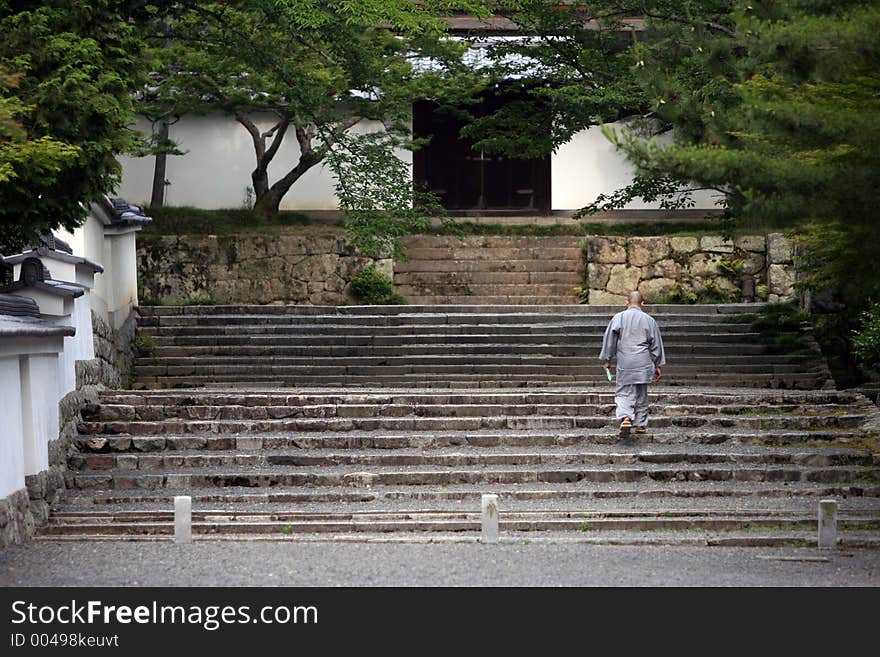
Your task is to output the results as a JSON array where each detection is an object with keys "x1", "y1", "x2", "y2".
[
  {"x1": 141, "y1": 206, "x2": 315, "y2": 236},
  {"x1": 425, "y1": 221, "x2": 742, "y2": 238}
]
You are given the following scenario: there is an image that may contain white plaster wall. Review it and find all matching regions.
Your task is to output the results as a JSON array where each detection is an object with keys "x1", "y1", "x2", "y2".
[
  {"x1": 19, "y1": 355, "x2": 57, "y2": 475},
  {"x1": 73, "y1": 291, "x2": 95, "y2": 361},
  {"x1": 98, "y1": 230, "x2": 139, "y2": 328},
  {"x1": 0, "y1": 357, "x2": 25, "y2": 498},
  {"x1": 58, "y1": 216, "x2": 108, "y2": 323},
  {"x1": 551, "y1": 121, "x2": 723, "y2": 211},
  {"x1": 55, "y1": 330, "x2": 77, "y2": 397},
  {"x1": 116, "y1": 114, "x2": 410, "y2": 211}
]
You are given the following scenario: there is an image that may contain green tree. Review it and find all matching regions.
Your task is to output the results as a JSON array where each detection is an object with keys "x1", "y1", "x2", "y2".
[
  {"x1": 473, "y1": 1, "x2": 878, "y2": 381},
  {"x1": 144, "y1": 0, "x2": 487, "y2": 220},
  {"x1": 0, "y1": 0, "x2": 151, "y2": 255}
]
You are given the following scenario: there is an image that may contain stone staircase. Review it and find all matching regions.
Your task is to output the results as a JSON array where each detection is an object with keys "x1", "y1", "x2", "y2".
[
  {"x1": 131, "y1": 304, "x2": 830, "y2": 389},
  {"x1": 45, "y1": 388, "x2": 880, "y2": 546},
  {"x1": 394, "y1": 235, "x2": 583, "y2": 304},
  {"x1": 40, "y1": 303, "x2": 880, "y2": 547}
]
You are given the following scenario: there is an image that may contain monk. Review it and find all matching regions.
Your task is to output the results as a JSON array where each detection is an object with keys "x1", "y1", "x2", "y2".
[{"x1": 599, "y1": 290, "x2": 666, "y2": 437}]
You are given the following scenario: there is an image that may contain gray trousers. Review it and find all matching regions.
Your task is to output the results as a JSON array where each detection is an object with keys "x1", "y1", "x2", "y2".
[{"x1": 615, "y1": 383, "x2": 649, "y2": 427}]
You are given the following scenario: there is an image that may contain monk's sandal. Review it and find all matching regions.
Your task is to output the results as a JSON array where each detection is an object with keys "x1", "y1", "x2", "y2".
[{"x1": 619, "y1": 417, "x2": 632, "y2": 436}]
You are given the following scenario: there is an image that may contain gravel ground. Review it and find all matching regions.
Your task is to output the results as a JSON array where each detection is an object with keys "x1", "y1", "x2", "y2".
[{"x1": 2, "y1": 541, "x2": 879, "y2": 586}]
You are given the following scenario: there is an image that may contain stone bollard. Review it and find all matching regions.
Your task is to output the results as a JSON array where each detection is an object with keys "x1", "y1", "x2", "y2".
[
  {"x1": 175, "y1": 495, "x2": 192, "y2": 544},
  {"x1": 818, "y1": 499, "x2": 837, "y2": 549},
  {"x1": 481, "y1": 494, "x2": 499, "y2": 544}
]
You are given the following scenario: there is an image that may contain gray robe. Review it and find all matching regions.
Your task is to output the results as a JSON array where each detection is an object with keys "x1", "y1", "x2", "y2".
[{"x1": 599, "y1": 307, "x2": 666, "y2": 385}]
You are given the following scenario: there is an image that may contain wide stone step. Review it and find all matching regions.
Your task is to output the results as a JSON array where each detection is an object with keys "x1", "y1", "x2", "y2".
[
  {"x1": 67, "y1": 462, "x2": 880, "y2": 491},
  {"x1": 132, "y1": 358, "x2": 817, "y2": 374},
  {"x1": 79, "y1": 410, "x2": 865, "y2": 436},
  {"x1": 394, "y1": 271, "x2": 583, "y2": 285},
  {"x1": 147, "y1": 345, "x2": 807, "y2": 361},
  {"x1": 73, "y1": 428, "x2": 871, "y2": 453},
  {"x1": 132, "y1": 362, "x2": 820, "y2": 376},
  {"x1": 400, "y1": 247, "x2": 584, "y2": 261},
  {"x1": 34, "y1": 528, "x2": 880, "y2": 548},
  {"x1": 139, "y1": 315, "x2": 760, "y2": 328},
  {"x1": 37, "y1": 511, "x2": 880, "y2": 537},
  {"x1": 99, "y1": 388, "x2": 864, "y2": 406},
  {"x1": 395, "y1": 284, "x2": 581, "y2": 297},
  {"x1": 139, "y1": 303, "x2": 766, "y2": 316},
  {"x1": 67, "y1": 447, "x2": 877, "y2": 472},
  {"x1": 142, "y1": 327, "x2": 768, "y2": 346},
  {"x1": 131, "y1": 373, "x2": 828, "y2": 390},
  {"x1": 86, "y1": 401, "x2": 860, "y2": 422},
  {"x1": 55, "y1": 480, "x2": 880, "y2": 507}
]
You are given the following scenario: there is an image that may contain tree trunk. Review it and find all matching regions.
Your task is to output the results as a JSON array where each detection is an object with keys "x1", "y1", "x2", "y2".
[
  {"x1": 251, "y1": 166, "x2": 269, "y2": 199},
  {"x1": 252, "y1": 189, "x2": 283, "y2": 219},
  {"x1": 150, "y1": 120, "x2": 170, "y2": 207}
]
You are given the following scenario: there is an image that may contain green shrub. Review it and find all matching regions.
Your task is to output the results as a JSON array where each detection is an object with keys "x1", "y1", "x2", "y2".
[
  {"x1": 132, "y1": 334, "x2": 157, "y2": 357},
  {"x1": 573, "y1": 286, "x2": 589, "y2": 304},
  {"x1": 653, "y1": 281, "x2": 738, "y2": 304},
  {"x1": 853, "y1": 304, "x2": 880, "y2": 368},
  {"x1": 349, "y1": 264, "x2": 406, "y2": 305}
]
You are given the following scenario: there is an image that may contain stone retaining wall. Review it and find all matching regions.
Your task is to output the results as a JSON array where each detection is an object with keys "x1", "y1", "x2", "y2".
[
  {"x1": 585, "y1": 233, "x2": 796, "y2": 304},
  {"x1": 138, "y1": 227, "x2": 798, "y2": 307},
  {"x1": 138, "y1": 226, "x2": 391, "y2": 306}
]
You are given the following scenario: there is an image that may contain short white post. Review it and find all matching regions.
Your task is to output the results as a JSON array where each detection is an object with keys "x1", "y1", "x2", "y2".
[
  {"x1": 818, "y1": 499, "x2": 837, "y2": 549},
  {"x1": 174, "y1": 495, "x2": 192, "y2": 544},
  {"x1": 481, "y1": 494, "x2": 499, "y2": 544}
]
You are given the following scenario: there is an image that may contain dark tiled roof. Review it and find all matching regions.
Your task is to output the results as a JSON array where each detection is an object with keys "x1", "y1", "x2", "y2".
[
  {"x1": 0, "y1": 294, "x2": 39, "y2": 318},
  {"x1": 0, "y1": 256, "x2": 84, "y2": 299},
  {"x1": 38, "y1": 232, "x2": 73, "y2": 254},
  {"x1": 0, "y1": 313, "x2": 75, "y2": 338},
  {"x1": 0, "y1": 293, "x2": 74, "y2": 338},
  {"x1": 99, "y1": 196, "x2": 152, "y2": 226}
]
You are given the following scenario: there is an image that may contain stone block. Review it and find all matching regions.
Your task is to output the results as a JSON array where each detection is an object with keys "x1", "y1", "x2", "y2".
[
  {"x1": 768, "y1": 263, "x2": 796, "y2": 297},
  {"x1": 699, "y1": 236, "x2": 735, "y2": 254},
  {"x1": 688, "y1": 253, "x2": 723, "y2": 277},
  {"x1": 645, "y1": 259, "x2": 682, "y2": 280},
  {"x1": 767, "y1": 233, "x2": 793, "y2": 263},
  {"x1": 116, "y1": 455, "x2": 139, "y2": 470},
  {"x1": 588, "y1": 289, "x2": 625, "y2": 305},
  {"x1": 606, "y1": 264, "x2": 642, "y2": 295},
  {"x1": 669, "y1": 236, "x2": 699, "y2": 253},
  {"x1": 587, "y1": 263, "x2": 612, "y2": 289},
  {"x1": 586, "y1": 237, "x2": 627, "y2": 264},
  {"x1": 741, "y1": 252, "x2": 766, "y2": 276},
  {"x1": 25, "y1": 472, "x2": 47, "y2": 501},
  {"x1": 628, "y1": 237, "x2": 670, "y2": 267},
  {"x1": 734, "y1": 235, "x2": 765, "y2": 252},
  {"x1": 343, "y1": 472, "x2": 378, "y2": 488},
  {"x1": 638, "y1": 278, "x2": 677, "y2": 301}
]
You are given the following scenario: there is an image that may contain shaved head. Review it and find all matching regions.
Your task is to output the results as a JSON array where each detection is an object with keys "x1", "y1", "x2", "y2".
[{"x1": 627, "y1": 290, "x2": 643, "y2": 305}]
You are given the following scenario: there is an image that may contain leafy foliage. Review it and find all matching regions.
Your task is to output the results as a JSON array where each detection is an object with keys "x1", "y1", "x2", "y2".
[
  {"x1": 142, "y1": 0, "x2": 486, "y2": 221},
  {"x1": 349, "y1": 263, "x2": 405, "y2": 305},
  {"x1": 327, "y1": 131, "x2": 452, "y2": 260},
  {"x1": 0, "y1": 1, "x2": 150, "y2": 254},
  {"x1": 652, "y1": 280, "x2": 738, "y2": 305},
  {"x1": 852, "y1": 305, "x2": 880, "y2": 370}
]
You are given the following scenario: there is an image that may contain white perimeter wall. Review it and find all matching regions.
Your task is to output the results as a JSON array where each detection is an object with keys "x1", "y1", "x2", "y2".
[
  {"x1": 117, "y1": 114, "x2": 721, "y2": 212},
  {"x1": 117, "y1": 114, "x2": 407, "y2": 211},
  {"x1": 551, "y1": 122, "x2": 722, "y2": 211},
  {"x1": 0, "y1": 357, "x2": 25, "y2": 498}
]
